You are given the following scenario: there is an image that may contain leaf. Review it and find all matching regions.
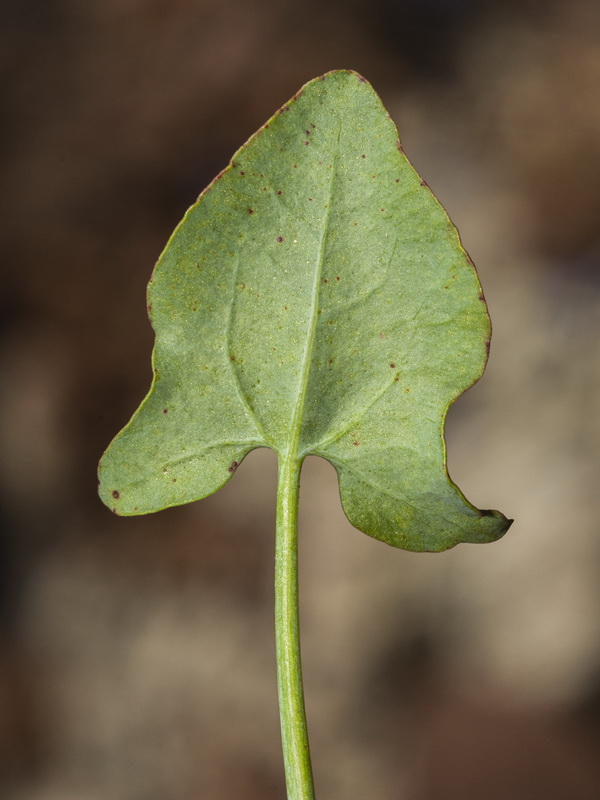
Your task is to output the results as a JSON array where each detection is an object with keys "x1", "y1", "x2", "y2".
[{"x1": 98, "y1": 70, "x2": 511, "y2": 552}]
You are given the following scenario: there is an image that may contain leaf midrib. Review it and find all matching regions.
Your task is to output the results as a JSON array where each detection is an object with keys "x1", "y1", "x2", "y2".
[{"x1": 285, "y1": 126, "x2": 340, "y2": 461}]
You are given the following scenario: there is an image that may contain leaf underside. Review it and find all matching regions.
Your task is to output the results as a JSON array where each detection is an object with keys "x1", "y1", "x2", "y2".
[{"x1": 98, "y1": 70, "x2": 511, "y2": 552}]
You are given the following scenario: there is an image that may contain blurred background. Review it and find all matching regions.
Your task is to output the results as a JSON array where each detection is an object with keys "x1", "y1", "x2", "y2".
[{"x1": 1, "y1": 0, "x2": 600, "y2": 798}]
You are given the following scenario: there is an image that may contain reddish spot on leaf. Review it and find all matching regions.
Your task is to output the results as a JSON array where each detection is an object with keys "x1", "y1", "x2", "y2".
[
  {"x1": 353, "y1": 441, "x2": 360, "y2": 446},
  {"x1": 163, "y1": 408, "x2": 169, "y2": 414},
  {"x1": 277, "y1": 190, "x2": 283, "y2": 196},
  {"x1": 276, "y1": 236, "x2": 284, "y2": 243}
]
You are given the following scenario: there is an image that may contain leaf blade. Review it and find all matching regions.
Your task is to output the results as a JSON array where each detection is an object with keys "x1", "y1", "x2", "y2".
[{"x1": 99, "y1": 70, "x2": 511, "y2": 548}]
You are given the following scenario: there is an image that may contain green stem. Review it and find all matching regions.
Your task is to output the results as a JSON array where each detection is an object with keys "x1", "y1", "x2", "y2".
[{"x1": 275, "y1": 454, "x2": 316, "y2": 800}]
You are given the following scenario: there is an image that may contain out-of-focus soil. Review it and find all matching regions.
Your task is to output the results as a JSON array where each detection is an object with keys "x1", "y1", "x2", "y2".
[{"x1": 1, "y1": 2, "x2": 600, "y2": 798}]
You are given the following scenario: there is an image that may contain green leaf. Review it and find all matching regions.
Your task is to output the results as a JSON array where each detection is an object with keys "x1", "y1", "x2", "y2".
[{"x1": 98, "y1": 70, "x2": 511, "y2": 552}]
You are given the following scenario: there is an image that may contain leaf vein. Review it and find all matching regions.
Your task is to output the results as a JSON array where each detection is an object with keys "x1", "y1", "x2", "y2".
[
  {"x1": 226, "y1": 251, "x2": 273, "y2": 447},
  {"x1": 288, "y1": 122, "x2": 341, "y2": 458}
]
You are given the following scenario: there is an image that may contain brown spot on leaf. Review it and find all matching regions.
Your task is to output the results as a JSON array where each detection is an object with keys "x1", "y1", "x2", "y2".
[
  {"x1": 228, "y1": 462, "x2": 239, "y2": 473},
  {"x1": 163, "y1": 408, "x2": 168, "y2": 414},
  {"x1": 335, "y1": 276, "x2": 341, "y2": 281},
  {"x1": 323, "y1": 278, "x2": 328, "y2": 284},
  {"x1": 353, "y1": 441, "x2": 360, "y2": 446},
  {"x1": 247, "y1": 208, "x2": 254, "y2": 214},
  {"x1": 305, "y1": 130, "x2": 310, "y2": 136},
  {"x1": 276, "y1": 236, "x2": 284, "y2": 243},
  {"x1": 229, "y1": 354, "x2": 236, "y2": 361},
  {"x1": 389, "y1": 363, "x2": 396, "y2": 368},
  {"x1": 112, "y1": 490, "x2": 120, "y2": 499},
  {"x1": 277, "y1": 190, "x2": 283, "y2": 196}
]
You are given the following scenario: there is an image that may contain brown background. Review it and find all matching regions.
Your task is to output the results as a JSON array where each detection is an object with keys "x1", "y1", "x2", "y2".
[{"x1": 1, "y1": 1, "x2": 600, "y2": 798}]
